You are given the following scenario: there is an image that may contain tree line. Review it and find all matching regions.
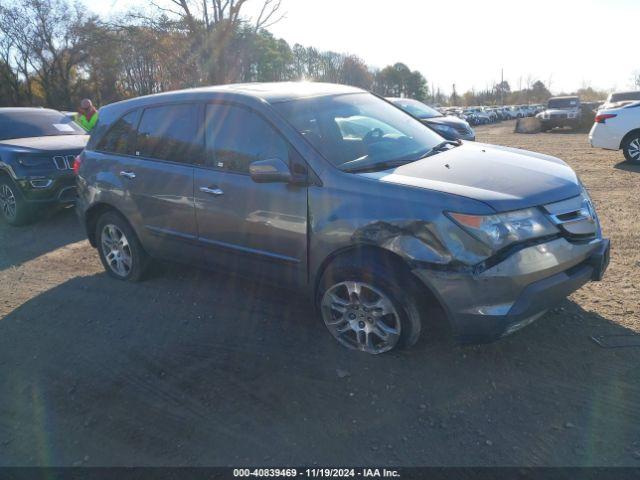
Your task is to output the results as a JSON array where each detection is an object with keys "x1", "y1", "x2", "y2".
[{"x1": 0, "y1": 0, "x2": 605, "y2": 111}]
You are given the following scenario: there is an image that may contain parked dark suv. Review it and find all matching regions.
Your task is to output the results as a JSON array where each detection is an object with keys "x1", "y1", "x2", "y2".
[
  {"x1": 0, "y1": 108, "x2": 88, "y2": 225},
  {"x1": 76, "y1": 83, "x2": 610, "y2": 354},
  {"x1": 387, "y1": 97, "x2": 475, "y2": 141}
]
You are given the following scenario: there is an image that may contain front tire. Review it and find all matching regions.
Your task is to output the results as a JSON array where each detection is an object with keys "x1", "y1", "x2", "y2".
[
  {"x1": 622, "y1": 134, "x2": 640, "y2": 163},
  {"x1": 0, "y1": 177, "x2": 32, "y2": 226},
  {"x1": 317, "y1": 257, "x2": 424, "y2": 354},
  {"x1": 96, "y1": 211, "x2": 150, "y2": 281}
]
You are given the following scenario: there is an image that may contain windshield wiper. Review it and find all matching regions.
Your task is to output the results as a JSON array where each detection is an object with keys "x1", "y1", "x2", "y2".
[
  {"x1": 341, "y1": 159, "x2": 413, "y2": 173},
  {"x1": 418, "y1": 139, "x2": 461, "y2": 159},
  {"x1": 341, "y1": 140, "x2": 461, "y2": 174}
]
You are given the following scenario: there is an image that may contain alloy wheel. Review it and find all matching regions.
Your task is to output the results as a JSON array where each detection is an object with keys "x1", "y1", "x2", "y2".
[
  {"x1": 321, "y1": 281, "x2": 401, "y2": 354},
  {"x1": 0, "y1": 184, "x2": 16, "y2": 220},
  {"x1": 628, "y1": 137, "x2": 640, "y2": 161},
  {"x1": 101, "y1": 224, "x2": 133, "y2": 277}
]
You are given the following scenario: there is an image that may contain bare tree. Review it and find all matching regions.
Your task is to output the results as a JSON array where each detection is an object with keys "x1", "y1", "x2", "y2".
[
  {"x1": 0, "y1": 0, "x2": 90, "y2": 108},
  {"x1": 145, "y1": 0, "x2": 285, "y2": 85},
  {"x1": 160, "y1": 0, "x2": 284, "y2": 31}
]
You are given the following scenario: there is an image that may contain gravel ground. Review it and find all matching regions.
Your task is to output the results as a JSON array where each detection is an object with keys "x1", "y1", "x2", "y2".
[{"x1": 0, "y1": 121, "x2": 639, "y2": 467}]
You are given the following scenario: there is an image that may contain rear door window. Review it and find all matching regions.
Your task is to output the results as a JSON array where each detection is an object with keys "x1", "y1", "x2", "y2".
[
  {"x1": 204, "y1": 103, "x2": 289, "y2": 174},
  {"x1": 96, "y1": 110, "x2": 139, "y2": 155},
  {"x1": 135, "y1": 104, "x2": 203, "y2": 164}
]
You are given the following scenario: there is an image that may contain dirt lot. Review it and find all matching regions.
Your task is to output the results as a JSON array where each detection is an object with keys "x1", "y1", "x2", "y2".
[{"x1": 1, "y1": 121, "x2": 639, "y2": 467}]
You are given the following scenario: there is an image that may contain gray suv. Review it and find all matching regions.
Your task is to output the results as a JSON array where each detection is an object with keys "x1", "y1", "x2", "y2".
[{"x1": 76, "y1": 83, "x2": 610, "y2": 354}]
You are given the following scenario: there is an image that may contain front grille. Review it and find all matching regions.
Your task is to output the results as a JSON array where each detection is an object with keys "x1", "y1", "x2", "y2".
[
  {"x1": 52, "y1": 155, "x2": 75, "y2": 170},
  {"x1": 551, "y1": 113, "x2": 567, "y2": 119},
  {"x1": 543, "y1": 193, "x2": 598, "y2": 240}
]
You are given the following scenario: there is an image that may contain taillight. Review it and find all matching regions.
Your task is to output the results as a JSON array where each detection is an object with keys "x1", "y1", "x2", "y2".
[
  {"x1": 72, "y1": 155, "x2": 82, "y2": 175},
  {"x1": 595, "y1": 113, "x2": 617, "y2": 124}
]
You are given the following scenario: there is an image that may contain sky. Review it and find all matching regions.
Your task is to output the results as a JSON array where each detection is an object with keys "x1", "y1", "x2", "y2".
[{"x1": 81, "y1": 0, "x2": 639, "y2": 95}]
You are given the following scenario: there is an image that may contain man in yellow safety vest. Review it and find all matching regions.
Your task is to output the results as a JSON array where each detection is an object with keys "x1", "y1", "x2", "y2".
[{"x1": 74, "y1": 98, "x2": 99, "y2": 132}]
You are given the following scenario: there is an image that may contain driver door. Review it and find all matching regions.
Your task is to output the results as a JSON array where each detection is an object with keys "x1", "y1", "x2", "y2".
[{"x1": 194, "y1": 103, "x2": 308, "y2": 287}]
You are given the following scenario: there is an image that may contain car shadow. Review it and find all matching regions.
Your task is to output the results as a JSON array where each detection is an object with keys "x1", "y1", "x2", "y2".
[
  {"x1": 0, "y1": 206, "x2": 84, "y2": 270},
  {"x1": 614, "y1": 161, "x2": 640, "y2": 173},
  {"x1": 544, "y1": 128, "x2": 587, "y2": 135},
  {"x1": 1, "y1": 266, "x2": 639, "y2": 467}
]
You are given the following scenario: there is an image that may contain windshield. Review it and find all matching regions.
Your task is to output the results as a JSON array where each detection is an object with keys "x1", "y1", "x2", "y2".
[
  {"x1": 275, "y1": 93, "x2": 443, "y2": 172},
  {"x1": 548, "y1": 98, "x2": 579, "y2": 109},
  {"x1": 0, "y1": 109, "x2": 85, "y2": 141},
  {"x1": 390, "y1": 98, "x2": 442, "y2": 119}
]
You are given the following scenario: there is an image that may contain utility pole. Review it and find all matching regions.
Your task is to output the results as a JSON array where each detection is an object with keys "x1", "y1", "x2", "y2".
[{"x1": 501, "y1": 68, "x2": 504, "y2": 106}]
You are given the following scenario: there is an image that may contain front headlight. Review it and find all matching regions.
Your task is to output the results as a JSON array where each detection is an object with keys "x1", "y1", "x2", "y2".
[{"x1": 447, "y1": 208, "x2": 559, "y2": 251}]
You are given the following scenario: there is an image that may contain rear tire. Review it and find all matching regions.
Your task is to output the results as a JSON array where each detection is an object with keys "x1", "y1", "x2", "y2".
[
  {"x1": 0, "y1": 177, "x2": 33, "y2": 226},
  {"x1": 317, "y1": 254, "x2": 425, "y2": 354},
  {"x1": 96, "y1": 211, "x2": 150, "y2": 282},
  {"x1": 622, "y1": 133, "x2": 640, "y2": 163}
]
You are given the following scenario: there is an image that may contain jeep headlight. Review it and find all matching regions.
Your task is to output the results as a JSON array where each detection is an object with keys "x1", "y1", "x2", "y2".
[{"x1": 447, "y1": 208, "x2": 559, "y2": 251}]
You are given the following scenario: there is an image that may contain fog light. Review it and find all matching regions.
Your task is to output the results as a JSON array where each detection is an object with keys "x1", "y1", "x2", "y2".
[
  {"x1": 29, "y1": 179, "x2": 53, "y2": 189},
  {"x1": 502, "y1": 311, "x2": 547, "y2": 336}
]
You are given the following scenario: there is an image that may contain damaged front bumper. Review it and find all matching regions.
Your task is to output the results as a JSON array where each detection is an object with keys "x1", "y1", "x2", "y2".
[{"x1": 413, "y1": 236, "x2": 610, "y2": 343}]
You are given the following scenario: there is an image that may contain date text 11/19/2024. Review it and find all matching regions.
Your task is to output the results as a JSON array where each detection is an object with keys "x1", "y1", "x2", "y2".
[{"x1": 232, "y1": 468, "x2": 401, "y2": 478}]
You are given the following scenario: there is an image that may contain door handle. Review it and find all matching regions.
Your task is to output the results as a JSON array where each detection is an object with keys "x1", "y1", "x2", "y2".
[
  {"x1": 200, "y1": 186, "x2": 224, "y2": 196},
  {"x1": 120, "y1": 171, "x2": 136, "y2": 179}
]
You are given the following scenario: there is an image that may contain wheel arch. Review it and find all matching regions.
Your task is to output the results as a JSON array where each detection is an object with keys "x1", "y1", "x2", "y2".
[
  {"x1": 0, "y1": 166, "x2": 16, "y2": 182},
  {"x1": 314, "y1": 244, "x2": 453, "y2": 341},
  {"x1": 84, "y1": 202, "x2": 133, "y2": 248},
  {"x1": 314, "y1": 244, "x2": 446, "y2": 312},
  {"x1": 620, "y1": 128, "x2": 640, "y2": 150}
]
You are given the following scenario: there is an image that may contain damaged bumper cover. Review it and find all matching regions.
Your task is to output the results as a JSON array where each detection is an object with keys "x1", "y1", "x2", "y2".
[{"x1": 412, "y1": 236, "x2": 610, "y2": 343}]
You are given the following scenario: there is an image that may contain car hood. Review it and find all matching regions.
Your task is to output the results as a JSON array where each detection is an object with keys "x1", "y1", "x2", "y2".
[
  {"x1": 359, "y1": 142, "x2": 580, "y2": 212},
  {"x1": 424, "y1": 116, "x2": 469, "y2": 128},
  {"x1": 0, "y1": 135, "x2": 89, "y2": 152}
]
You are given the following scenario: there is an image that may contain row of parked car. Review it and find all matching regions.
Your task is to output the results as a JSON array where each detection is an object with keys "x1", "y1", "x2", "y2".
[
  {"x1": 441, "y1": 104, "x2": 545, "y2": 126},
  {"x1": 0, "y1": 82, "x2": 624, "y2": 355}
]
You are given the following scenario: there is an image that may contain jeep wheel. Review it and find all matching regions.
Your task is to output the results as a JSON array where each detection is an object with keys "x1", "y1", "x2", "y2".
[
  {"x1": 622, "y1": 134, "x2": 640, "y2": 163},
  {"x1": 0, "y1": 178, "x2": 32, "y2": 226}
]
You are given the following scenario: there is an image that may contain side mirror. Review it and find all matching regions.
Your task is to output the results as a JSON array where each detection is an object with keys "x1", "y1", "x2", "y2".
[{"x1": 249, "y1": 158, "x2": 293, "y2": 184}]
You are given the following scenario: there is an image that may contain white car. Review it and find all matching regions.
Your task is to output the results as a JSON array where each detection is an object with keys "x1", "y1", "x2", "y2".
[
  {"x1": 589, "y1": 102, "x2": 640, "y2": 163},
  {"x1": 599, "y1": 91, "x2": 640, "y2": 111}
]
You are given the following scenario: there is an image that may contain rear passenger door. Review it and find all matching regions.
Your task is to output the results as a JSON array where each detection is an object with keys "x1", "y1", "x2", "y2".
[
  {"x1": 106, "y1": 103, "x2": 203, "y2": 262},
  {"x1": 194, "y1": 103, "x2": 308, "y2": 287}
]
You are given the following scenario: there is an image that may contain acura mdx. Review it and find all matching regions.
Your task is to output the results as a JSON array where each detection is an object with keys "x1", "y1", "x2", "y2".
[{"x1": 76, "y1": 83, "x2": 610, "y2": 354}]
